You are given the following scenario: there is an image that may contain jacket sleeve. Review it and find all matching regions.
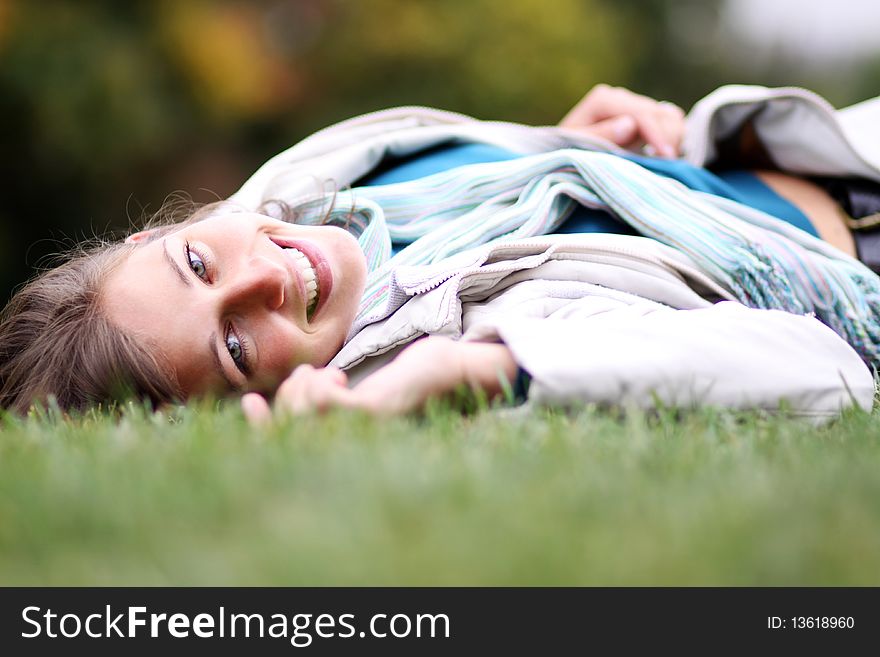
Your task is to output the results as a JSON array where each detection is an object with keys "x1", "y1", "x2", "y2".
[
  {"x1": 683, "y1": 84, "x2": 880, "y2": 183},
  {"x1": 463, "y1": 298, "x2": 875, "y2": 419}
]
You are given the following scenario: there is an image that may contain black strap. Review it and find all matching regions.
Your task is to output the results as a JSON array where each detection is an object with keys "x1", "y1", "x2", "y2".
[
  {"x1": 811, "y1": 176, "x2": 880, "y2": 222},
  {"x1": 851, "y1": 231, "x2": 880, "y2": 274}
]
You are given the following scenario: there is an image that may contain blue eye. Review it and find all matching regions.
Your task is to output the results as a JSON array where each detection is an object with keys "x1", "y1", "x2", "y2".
[
  {"x1": 225, "y1": 330, "x2": 249, "y2": 375},
  {"x1": 185, "y1": 242, "x2": 208, "y2": 280},
  {"x1": 226, "y1": 333, "x2": 242, "y2": 361}
]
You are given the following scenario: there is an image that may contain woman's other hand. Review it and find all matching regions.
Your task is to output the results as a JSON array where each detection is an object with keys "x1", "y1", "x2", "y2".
[
  {"x1": 241, "y1": 364, "x2": 352, "y2": 425},
  {"x1": 241, "y1": 337, "x2": 518, "y2": 423},
  {"x1": 559, "y1": 84, "x2": 685, "y2": 158}
]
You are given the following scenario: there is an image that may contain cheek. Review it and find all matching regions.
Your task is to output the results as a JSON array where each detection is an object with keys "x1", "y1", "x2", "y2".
[
  {"x1": 258, "y1": 325, "x2": 298, "y2": 374},
  {"x1": 198, "y1": 213, "x2": 269, "y2": 245},
  {"x1": 255, "y1": 323, "x2": 321, "y2": 382}
]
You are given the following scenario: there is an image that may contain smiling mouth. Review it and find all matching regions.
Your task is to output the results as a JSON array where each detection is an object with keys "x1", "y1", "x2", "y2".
[
  {"x1": 270, "y1": 236, "x2": 333, "y2": 320},
  {"x1": 281, "y1": 247, "x2": 319, "y2": 318}
]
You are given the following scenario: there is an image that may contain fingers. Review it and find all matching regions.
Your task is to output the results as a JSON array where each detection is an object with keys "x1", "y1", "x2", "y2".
[
  {"x1": 241, "y1": 365, "x2": 352, "y2": 426},
  {"x1": 576, "y1": 115, "x2": 639, "y2": 146},
  {"x1": 559, "y1": 82, "x2": 614, "y2": 126},
  {"x1": 241, "y1": 338, "x2": 468, "y2": 424},
  {"x1": 631, "y1": 110, "x2": 679, "y2": 158},
  {"x1": 274, "y1": 364, "x2": 351, "y2": 415},
  {"x1": 559, "y1": 84, "x2": 686, "y2": 157},
  {"x1": 241, "y1": 392, "x2": 272, "y2": 427},
  {"x1": 651, "y1": 101, "x2": 686, "y2": 157}
]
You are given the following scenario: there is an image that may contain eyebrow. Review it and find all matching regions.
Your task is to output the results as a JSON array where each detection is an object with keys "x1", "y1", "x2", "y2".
[
  {"x1": 162, "y1": 239, "x2": 192, "y2": 287},
  {"x1": 209, "y1": 331, "x2": 241, "y2": 393},
  {"x1": 161, "y1": 237, "x2": 238, "y2": 394}
]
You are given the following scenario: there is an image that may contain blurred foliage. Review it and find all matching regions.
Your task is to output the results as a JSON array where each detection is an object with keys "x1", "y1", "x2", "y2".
[
  {"x1": 0, "y1": 0, "x2": 877, "y2": 302},
  {"x1": 300, "y1": 0, "x2": 633, "y2": 124}
]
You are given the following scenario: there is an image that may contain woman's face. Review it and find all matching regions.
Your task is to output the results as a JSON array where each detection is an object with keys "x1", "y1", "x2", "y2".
[{"x1": 103, "y1": 211, "x2": 367, "y2": 397}]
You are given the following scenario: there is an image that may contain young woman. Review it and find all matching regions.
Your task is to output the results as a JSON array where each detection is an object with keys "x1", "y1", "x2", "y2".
[{"x1": 1, "y1": 84, "x2": 878, "y2": 420}]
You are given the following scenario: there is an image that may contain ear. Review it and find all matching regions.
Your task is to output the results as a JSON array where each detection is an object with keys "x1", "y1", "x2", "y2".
[{"x1": 125, "y1": 229, "x2": 157, "y2": 244}]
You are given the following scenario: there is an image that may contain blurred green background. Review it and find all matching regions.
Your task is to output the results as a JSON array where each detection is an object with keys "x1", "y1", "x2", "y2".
[{"x1": 0, "y1": 0, "x2": 878, "y2": 303}]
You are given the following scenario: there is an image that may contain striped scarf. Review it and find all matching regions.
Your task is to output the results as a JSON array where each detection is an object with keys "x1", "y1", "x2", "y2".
[{"x1": 290, "y1": 149, "x2": 880, "y2": 368}]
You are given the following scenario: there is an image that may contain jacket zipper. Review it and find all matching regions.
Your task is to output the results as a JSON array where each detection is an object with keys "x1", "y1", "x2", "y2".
[{"x1": 400, "y1": 238, "x2": 727, "y2": 299}]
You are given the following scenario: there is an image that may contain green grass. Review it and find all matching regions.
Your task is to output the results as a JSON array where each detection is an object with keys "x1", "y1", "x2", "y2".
[{"x1": 2, "y1": 400, "x2": 880, "y2": 586}]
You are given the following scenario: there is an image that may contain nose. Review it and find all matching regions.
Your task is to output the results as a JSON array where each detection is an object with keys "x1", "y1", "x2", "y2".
[{"x1": 223, "y1": 255, "x2": 286, "y2": 312}]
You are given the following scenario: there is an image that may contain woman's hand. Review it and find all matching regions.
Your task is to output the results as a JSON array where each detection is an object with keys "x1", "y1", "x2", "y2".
[
  {"x1": 559, "y1": 84, "x2": 685, "y2": 157},
  {"x1": 241, "y1": 337, "x2": 519, "y2": 424}
]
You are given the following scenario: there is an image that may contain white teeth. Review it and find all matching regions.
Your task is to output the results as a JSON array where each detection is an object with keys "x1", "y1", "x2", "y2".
[{"x1": 284, "y1": 247, "x2": 319, "y2": 310}]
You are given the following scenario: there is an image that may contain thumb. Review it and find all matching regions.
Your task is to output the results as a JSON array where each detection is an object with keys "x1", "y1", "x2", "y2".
[
  {"x1": 579, "y1": 114, "x2": 638, "y2": 146},
  {"x1": 326, "y1": 367, "x2": 349, "y2": 387},
  {"x1": 241, "y1": 392, "x2": 272, "y2": 427}
]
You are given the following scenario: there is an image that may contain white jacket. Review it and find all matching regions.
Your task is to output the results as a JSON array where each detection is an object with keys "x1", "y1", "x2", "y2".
[{"x1": 231, "y1": 86, "x2": 880, "y2": 418}]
